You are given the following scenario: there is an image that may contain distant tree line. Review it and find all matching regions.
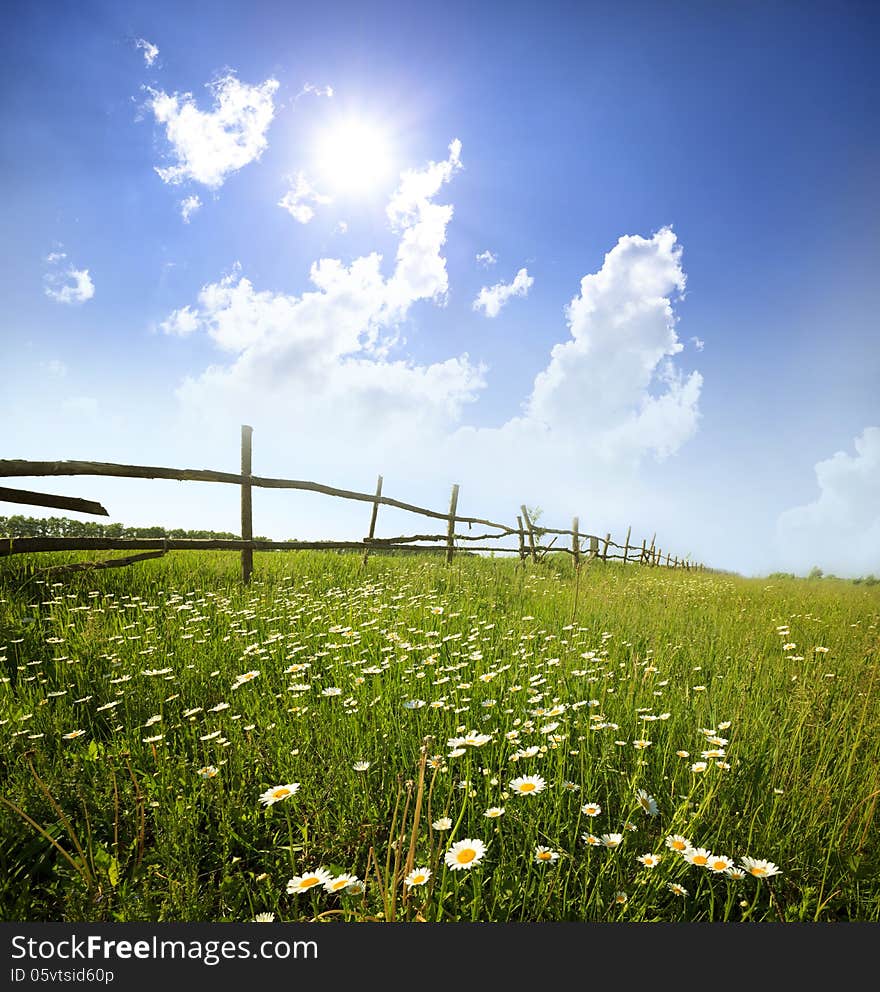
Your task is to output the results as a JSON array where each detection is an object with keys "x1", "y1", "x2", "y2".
[{"x1": 0, "y1": 515, "x2": 268, "y2": 541}]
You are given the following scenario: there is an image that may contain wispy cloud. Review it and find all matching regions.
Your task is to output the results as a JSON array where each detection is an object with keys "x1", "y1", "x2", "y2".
[
  {"x1": 180, "y1": 195, "x2": 202, "y2": 223},
  {"x1": 135, "y1": 38, "x2": 159, "y2": 67},
  {"x1": 473, "y1": 267, "x2": 533, "y2": 318},
  {"x1": 278, "y1": 172, "x2": 332, "y2": 224},
  {"x1": 296, "y1": 82, "x2": 334, "y2": 99},
  {"x1": 476, "y1": 250, "x2": 497, "y2": 267},
  {"x1": 148, "y1": 72, "x2": 279, "y2": 190}
]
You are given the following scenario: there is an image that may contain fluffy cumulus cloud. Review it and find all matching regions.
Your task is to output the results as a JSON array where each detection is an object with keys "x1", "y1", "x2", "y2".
[
  {"x1": 278, "y1": 172, "x2": 332, "y2": 224},
  {"x1": 169, "y1": 140, "x2": 484, "y2": 446},
  {"x1": 43, "y1": 250, "x2": 95, "y2": 305},
  {"x1": 148, "y1": 72, "x2": 278, "y2": 189},
  {"x1": 524, "y1": 228, "x2": 699, "y2": 451},
  {"x1": 473, "y1": 267, "x2": 533, "y2": 317},
  {"x1": 776, "y1": 427, "x2": 880, "y2": 576}
]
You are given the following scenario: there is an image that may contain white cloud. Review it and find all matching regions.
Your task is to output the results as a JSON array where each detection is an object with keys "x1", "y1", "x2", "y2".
[
  {"x1": 44, "y1": 250, "x2": 95, "y2": 305},
  {"x1": 524, "y1": 228, "x2": 698, "y2": 449},
  {"x1": 135, "y1": 38, "x2": 159, "y2": 67},
  {"x1": 776, "y1": 427, "x2": 880, "y2": 577},
  {"x1": 180, "y1": 195, "x2": 202, "y2": 223},
  {"x1": 335, "y1": 221, "x2": 348, "y2": 235},
  {"x1": 278, "y1": 172, "x2": 332, "y2": 224},
  {"x1": 167, "y1": 140, "x2": 483, "y2": 445},
  {"x1": 297, "y1": 82, "x2": 334, "y2": 99},
  {"x1": 148, "y1": 72, "x2": 279, "y2": 189},
  {"x1": 476, "y1": 250, "x2": 497, "y2": 267},
  {"x1": 473, "y1": 267, "x2": 533, "y2": 318},
  {"x1": 690, "y1": 336, "x2": 704, "y2": 351},
  {"x1": 159, "y1": 305, "x2": 201, "y2": 337}
]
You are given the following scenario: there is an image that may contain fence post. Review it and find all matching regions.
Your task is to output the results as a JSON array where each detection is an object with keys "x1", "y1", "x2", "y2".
[
  {"x1": 520, "y1": 505, "x2": 537, "y2": 563},
  {"x1": 240, "y1": 424, "x2": 253, "y2": 584},
  {"x1": 362, "y1": 474, "x2": 383, "y2": 565},
  {"x1": 446, "y1": 484, "x2": 460, "y2": 564},
  {"x1": 601, "y1": 532, "x2": 611, "y2": 561},
  {"x1": 623, "y1": 526, "x2": 631, "y2": 564},
  {"x1": 572, "y1": 516, "x2": 580, "y2": 571},
  {"x1": 589, "y1": 535, "x2": 598, "y2": 558},
  {"x1": 640, "y1": 539, "x2": 646, "y2": 564}
]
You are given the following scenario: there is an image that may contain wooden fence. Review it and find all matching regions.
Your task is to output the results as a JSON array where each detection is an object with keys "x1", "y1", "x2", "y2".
[{"x1": 0, "y1": 425, "x2": 705, "y2": 582}]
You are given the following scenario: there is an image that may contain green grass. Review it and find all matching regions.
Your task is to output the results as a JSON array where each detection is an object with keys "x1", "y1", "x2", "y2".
[{"x1": 1, "y1": 550, "x2": 878, "y2": 922}]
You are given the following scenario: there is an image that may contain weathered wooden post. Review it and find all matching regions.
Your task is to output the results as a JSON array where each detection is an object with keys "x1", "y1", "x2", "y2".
[
  {"x1": 240, "y1": 424, "x2": 253, "y2": 584},
  {"x1": 601, "y1": 532, "x2": 611, "y2": 561},
  {"x1": 446, "y1": 484, "x2": 459, "y2": 564},
  {"x1": 362, "y1": 474, "x2": 383, "y2": 564},
  {"x1": 640, "y1": 538, "x2": 647, "y2": 564},
  {"x1": 516, "y1": 514, "x2": 526, "y2": 564},
  {"x1": 572, "y1": 516, "x2": 580, "y2": 571},
  {"x1": 520, "y1": 505, "x2": 537, "y2": 563},
  {"x1": 623, "y1": 526, "x2": 631, "y2": 564},
  {"x1": 589, "y1": 535, "x2": 599, "y2": 558}
]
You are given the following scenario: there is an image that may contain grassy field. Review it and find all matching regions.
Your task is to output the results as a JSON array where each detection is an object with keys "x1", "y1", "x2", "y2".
[{"x1": 1, "y1": 550, "x2": 878, "y2": 923}]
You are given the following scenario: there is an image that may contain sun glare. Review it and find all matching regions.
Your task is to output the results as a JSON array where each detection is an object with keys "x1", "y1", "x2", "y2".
[{"x1": 314, "y1": 118, "x2": 393, "y2": 196}]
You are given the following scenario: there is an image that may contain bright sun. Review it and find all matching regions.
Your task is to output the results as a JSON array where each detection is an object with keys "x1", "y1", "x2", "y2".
[{"x1": 314, "y1": 118, "x2": 393, "y2": 196}]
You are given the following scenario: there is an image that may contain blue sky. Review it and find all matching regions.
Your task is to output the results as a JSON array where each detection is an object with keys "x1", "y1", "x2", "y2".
[{"x1": 2, "y1": 0, "x2": 878, "y2": 576}]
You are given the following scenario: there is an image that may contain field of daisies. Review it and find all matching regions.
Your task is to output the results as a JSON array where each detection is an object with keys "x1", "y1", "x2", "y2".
[{"x1": 1, "y1": 549, "x2": 878, "y2": 922}]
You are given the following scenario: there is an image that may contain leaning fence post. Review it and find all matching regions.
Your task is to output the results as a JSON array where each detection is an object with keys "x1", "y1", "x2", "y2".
[
  {"x1": 240, "y1": 424, "x2": 253, "y2": 584},
  {"x1": 640, "y1": 539, "x2": 646, "y2": 564},
  {"x1": 601, "y1": 532, "x2": 611, "y2": 561},
  {"x1": 362, "y1": 475, "x2": 383, "y2": 564},
  {"x1": 520, "y1": 505, "x2": 537, "y2": 563},
  {"x1": 623, "y1": 526, "x2": 631, "y2": 564},
  {"x1": 572, "y1": 516, "x2": 580, "y2": 571},
  {"x1": 446, "y1": 484, "x2": 459, "y2": 564},
  {"x1": 516, "y1": 515, "x2": 526, "y2": 564}
]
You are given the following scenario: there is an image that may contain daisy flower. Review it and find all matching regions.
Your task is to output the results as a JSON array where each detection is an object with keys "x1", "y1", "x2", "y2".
[
  {"x1": 252, "y1": 912, "x2": 275, "y2": 922},
  {"x1": 581, "y1": 802, "x2": 602, "y2": 817},
  {"x1": 636, "y1": 853, "x2": 662, "y2": 868},
  {"x1": 197, "y1": 765, "x2": 219, "y2": 778},
  {"x1": 708, "y1": 854, "x2": 735, "y2": 874},
  {"x1": 666, "y1": 834, "x2": 691, "y2": 854},
  {"x1": 601, "y1": 833, "x2": 624, "y2": 849},
  {"x1": 484, "y1": 806, "x2": 505, "y2": 819},
  {"x1": 635, "y1": 789, "x2": 659, "y2": 816},
  {"x1": 258, "y1": 783, "x2": 300, "y2": 807},
  {"x1": 683, "y1": 846, "x2": 712, "y2": 868},
  {"x1": 612, "y1": 891, "x2": 628, "y2": 905},
  {"x1": 432, "y1": 816, "x2": 453, "y2": 831},
  {"x1": 667, "y1": 882, "x2": 688, "y2": 897},
  {"x1": 741, "y1": 857, "x2": 782, "y2": 879},
  {"x1": 352, "y1": 761, "x2": 370, "y2": 772},
  {"x1": 535, "y1": 846, "x2": 560, "y2": 864},
  {"x1": 62, "y1": 730, "x2": 86, "y2": 740},
  {"x1": 582, "y1": 833, "x2": 602, "y2": 846},
  {"x1": 286, "y1": 867, "x2": 333, "y2": 893},
  {"x1": 509, "y1": 774, "x2": 546, "y2": 796},
  {"x1": 404, "y1": 867, "x2": 432, "y2": 888},
  {"x1": 325, "y1": 873, "x2": 359, "y2": 894},
  {"x1": 726, "y1": 866, "x2": 748, "y2": 881},
  {"x1": 444, "y1": 838, "x2": 487, "y2": 870}
]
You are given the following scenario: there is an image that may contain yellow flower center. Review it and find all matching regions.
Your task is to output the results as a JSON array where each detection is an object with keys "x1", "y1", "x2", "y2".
[
  {"x1": 693, "y1": 855, "x2": 708, "y2": 866},
  {"x1": 750, "y1": 866, "x2": 766, "y2": 876},
  {"x1": 457, "y1": 849, "x2": 477, "y2": 864},
  {"x1": 274, "y1": 788, "x2": 290, "y2": 799},
  {"x1": 520, "y1": 783, "x2": 535, "y2": 792},
  {"x1": 301, "y1": 876, "x2": 321, "y2": 888}
]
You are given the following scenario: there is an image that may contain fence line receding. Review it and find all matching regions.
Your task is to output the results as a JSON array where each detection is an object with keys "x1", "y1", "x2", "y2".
[{"x1": 0, "y1": 425, "x2": 706, "y2": 582}]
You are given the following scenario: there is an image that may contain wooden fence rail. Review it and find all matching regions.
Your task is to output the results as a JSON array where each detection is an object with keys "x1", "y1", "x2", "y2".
[{"x1": 0, "y1": 425, "x2": 704, "y2": 582}]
